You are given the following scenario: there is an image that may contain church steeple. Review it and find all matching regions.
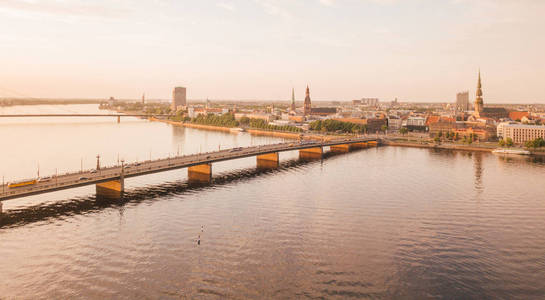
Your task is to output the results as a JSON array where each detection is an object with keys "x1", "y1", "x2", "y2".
[
  {"x1": 290, "y1": 88, "x2": 296, "y2": 112},
  {"x1": 474, "y1": 70, "x2": 484, "y2": 115},
  {"x1": 304, "y1": 85, "x2": 311, "y2": 116}
]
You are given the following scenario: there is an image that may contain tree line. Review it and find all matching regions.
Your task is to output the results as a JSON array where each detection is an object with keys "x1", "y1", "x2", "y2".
[{"x1": 309, "y1": 119, "x2": 367, "y2": 134}]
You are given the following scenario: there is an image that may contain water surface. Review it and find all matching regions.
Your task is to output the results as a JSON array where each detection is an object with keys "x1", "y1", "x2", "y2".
[{"x1": 1, "y1": 105, "x2": 545, "y2": 299}]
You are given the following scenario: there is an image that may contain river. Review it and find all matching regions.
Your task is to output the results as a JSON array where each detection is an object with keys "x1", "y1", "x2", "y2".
[{"x1": 1, "y1": 104, "x2": 545, "y2": 299}]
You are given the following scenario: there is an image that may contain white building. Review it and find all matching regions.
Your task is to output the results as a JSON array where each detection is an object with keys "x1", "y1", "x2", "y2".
[
  {"x1": 497, "y1": 121, "x2": 517, "y2": 138},
  {"x1": 501, "y1": 124, "x2": 545, "y2": 143}
]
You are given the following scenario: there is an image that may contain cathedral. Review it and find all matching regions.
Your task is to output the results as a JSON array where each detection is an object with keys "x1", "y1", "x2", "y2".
[{"x1": 471, "y1": 71, "x2": 508, "y2": 120}]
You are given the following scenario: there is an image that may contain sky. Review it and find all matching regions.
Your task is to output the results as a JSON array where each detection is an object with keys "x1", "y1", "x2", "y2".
[{"x1": 0, "y1": 0, "x2": 544, "y2": 103}]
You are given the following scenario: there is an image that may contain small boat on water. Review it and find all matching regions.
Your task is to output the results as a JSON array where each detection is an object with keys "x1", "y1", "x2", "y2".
[
  {"x1": 492, "y1": 148, "x2": 531, "y2": 155},
  {"x1": 230, "y1": 127, "x2": 245, "y2": 133}
]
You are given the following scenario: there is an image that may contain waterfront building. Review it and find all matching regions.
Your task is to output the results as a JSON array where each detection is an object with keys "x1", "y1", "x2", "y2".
[
  {"x1": 387, "y1": 116, "x2": 402, "y2": 130},
  {"x1": 234, "y1": 113, "x2": 274, "y2": 122},
  {"x1": 304, "y1": 85, "x2": 311, "y2": 116},
  {"x1": 456, "y1": 91, "x2": 469, "y2": 111},
  {"x1": 172, "y1": 87, "x2": 187, "y2": 111},
  {"x1": 427, "y1": 116, "x2": 456, "y2": 136},
  {"x1": 405, "y1": 116, "x2": 427, "y2": 131},
  {"x1": 500, "y1": 124, "x2": 545, "y2": 144},
  {"x1": 497, "y1": 121, "x2": 517, "y2": 138}
]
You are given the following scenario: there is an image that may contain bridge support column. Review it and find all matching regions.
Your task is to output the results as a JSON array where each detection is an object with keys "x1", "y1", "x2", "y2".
[
  {"x1": 256, "y1": 152, "x2": 279, "y2": 169},
  {"x1": 351, "y1": 142, "x2": 368, "y2": 149},
  {"x1": 117, "y1": 116, "x2": 120, "y2": 123},
  {"x1": 299, "y1": 147, "x2": 323, "y2": 160},
  {"x1": 330, "y1": 144, "x2": 351, "y2": 153},
  {"x1": 96, "y1": 179, "x2": 124, "y2": 199},
  {"x1": 188, "y1": 163, "x2": 212, "y2": 184}
]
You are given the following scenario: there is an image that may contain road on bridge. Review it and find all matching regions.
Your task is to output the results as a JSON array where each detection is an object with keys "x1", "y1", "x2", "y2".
[{"x1": 0, "y1": 137, "x2": 378, "y2": 201}]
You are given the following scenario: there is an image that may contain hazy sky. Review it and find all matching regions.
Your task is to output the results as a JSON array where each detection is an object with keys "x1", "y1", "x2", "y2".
[{"x1": 1, "y1": 0, "x2": 544, "y2": 102}]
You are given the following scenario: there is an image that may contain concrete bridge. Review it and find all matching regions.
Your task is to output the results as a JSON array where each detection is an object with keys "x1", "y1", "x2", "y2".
[
  {"x1": 0, "y1": 137, "x2": 379, "y2": 213},
  {"x1": 0, "y1": 114, "x2": 170, "y2": 123}
]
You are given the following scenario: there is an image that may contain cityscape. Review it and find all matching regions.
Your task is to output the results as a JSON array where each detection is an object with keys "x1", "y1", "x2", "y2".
[{"x1": 1, "y1": 1, "x2": 545, "y2": 299}]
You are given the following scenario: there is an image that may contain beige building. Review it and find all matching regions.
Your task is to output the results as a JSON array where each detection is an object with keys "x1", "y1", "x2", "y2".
[
  {"x1": 456, "y1": 91, "x2": 469, "y2": 111},
  {"x1": 172, "y1": 87, "x2": 187, "y2": 111},
  {"x1": 501, "y1": 124, "x2": 545, "y2": 143}
]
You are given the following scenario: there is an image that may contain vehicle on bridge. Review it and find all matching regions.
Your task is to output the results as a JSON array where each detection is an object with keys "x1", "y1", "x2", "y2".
[{"x1": 8, "y1": 179, "x2": 37, "y2": 188}]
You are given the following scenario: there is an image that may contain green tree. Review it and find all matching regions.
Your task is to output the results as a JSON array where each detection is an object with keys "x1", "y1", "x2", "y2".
[
  {"x1": 505, "y1": 137, "x2": 514, "y2": 147},
  {"x1": 400, "y1": 127, "x2": 408, "y2": 136},
  {"x1": 498, "y1": 139, "x2": 506, "y2": 147}
]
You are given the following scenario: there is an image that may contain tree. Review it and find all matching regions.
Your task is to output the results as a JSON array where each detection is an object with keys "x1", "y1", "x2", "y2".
[
  {"x1": 381, "y1": 125, "x2": 388, "y2": 132},
  {"x1": 400, "y1": 127, "x2": 408, "y2": 136},
  {"x1": 438, "y1": 131, "x2": 443, "y2": 138},
  {"x1": 505, "y1": 137, "x2": 514, "y2": 147},
  {"x1": 498, "y1": 139, "x2": 506, "y2": 147}
]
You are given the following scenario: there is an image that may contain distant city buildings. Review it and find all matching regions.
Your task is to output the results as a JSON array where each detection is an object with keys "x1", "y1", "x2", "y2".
[
  {"x1": 172, "y1": 87, "x2": 187, "y2": 111},
  {"x1": 456, "y1": 91, "x2": 469, "y2": 111}
]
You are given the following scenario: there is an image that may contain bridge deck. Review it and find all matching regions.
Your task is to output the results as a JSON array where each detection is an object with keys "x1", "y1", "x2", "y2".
[
  {"x1": 0, "y1": 114, "x2": 168, "y2": 117},
  {"x1": 0, "y1": 138, "x2": 378, "y2": 201}
]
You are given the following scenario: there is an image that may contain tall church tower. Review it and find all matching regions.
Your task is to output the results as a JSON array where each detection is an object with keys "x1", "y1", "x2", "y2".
[
  {"x1": 304, "y1": 85, "x2": 311, "y2": 116},
  {"x1": 474, "y1": 70, "x2": 484, "y2": 117},
  {"x1": 290, "y1": 88, "x2": 296, "y2": 112}
]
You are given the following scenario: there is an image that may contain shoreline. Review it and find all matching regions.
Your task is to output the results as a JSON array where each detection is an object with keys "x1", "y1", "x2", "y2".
[
  {"x1": 148, "y1": 117, "x2": 343, "y2": 141},
  {"x1": 383, "y1": 140, "x2": 495, "y2": 152},
  {"x1": 148, "y1": 117, "x2": 543, "y2": 156}
]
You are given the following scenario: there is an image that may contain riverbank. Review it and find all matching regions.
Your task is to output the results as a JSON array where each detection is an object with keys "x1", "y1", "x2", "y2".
[
  {"x1": 383, "y1": 140, "x2": 495, "y2": 152},
  {"x1": 148, "y1": 117, "x2": 345, "y2": 141}
]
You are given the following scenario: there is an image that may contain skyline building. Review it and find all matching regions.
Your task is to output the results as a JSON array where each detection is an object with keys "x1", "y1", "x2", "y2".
[
  {"x1": 456, "y1": 91, "x2": 469, "y2": 111},
  {"x1": 304, "y1": 85, "x2": 311, "y2": 116},
  {"x1": 290, "y1": 88, "x2": 296, "y2": 112},
  {"x1": 172, "y1": 87, "x2": 187, "y2": 111}
]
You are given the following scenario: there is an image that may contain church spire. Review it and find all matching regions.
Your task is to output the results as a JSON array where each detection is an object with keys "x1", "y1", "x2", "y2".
[
  {"x1": 290, "y1": 88, "x2": 296, "y2": 112},
  {"x1": 304, "y1": 85, "x2": 311, "y2": 116},
  {"x1": 474, "y1": 69, "x2": 484, "y2": 115}
]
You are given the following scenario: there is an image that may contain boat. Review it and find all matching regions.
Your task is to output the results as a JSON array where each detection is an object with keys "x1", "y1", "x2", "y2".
[
  {"x1": 230, "y1": 127, "x2": 245, "y2": 133},
  {"x1": 492, "y1": 148, "x2": 531, "y2": 155}
]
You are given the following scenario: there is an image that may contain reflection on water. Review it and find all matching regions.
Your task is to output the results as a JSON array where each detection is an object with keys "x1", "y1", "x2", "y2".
[{"x1": 1, "y1": 105, "x2": 545, "y2": 299}]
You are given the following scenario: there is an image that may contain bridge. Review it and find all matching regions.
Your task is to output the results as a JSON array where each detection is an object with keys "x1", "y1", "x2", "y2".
[
  {"x1": 0, "y1": 114, "x2": 170, "y2": 123},
  {"x1": 0, "y1": 137, "x2": 379, "y2": 212}
]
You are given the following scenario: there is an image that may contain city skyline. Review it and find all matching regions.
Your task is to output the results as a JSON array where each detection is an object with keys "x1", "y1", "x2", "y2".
[{"x1": 1, "y1": 0, "x2": 544, "y2": 103}]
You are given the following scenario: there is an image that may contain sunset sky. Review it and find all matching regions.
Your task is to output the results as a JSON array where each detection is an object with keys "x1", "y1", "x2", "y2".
[{"x1": 1, "y1": 0, "x2": 544, "y2": 102}]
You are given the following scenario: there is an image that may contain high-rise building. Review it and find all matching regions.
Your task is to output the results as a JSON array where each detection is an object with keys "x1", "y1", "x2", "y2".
[
  {"x1": 456, "y1": 91, "x2": 469, "y2": 111},
  {"x1": 172, "y1": 87, "x2": 187, "y2": 111},
  {"x1": 304, "y1": 85, "x2": 311, "y2": 116},
  {"x1": 290, "y1": 88, "x2": 296, "y2": 112}
]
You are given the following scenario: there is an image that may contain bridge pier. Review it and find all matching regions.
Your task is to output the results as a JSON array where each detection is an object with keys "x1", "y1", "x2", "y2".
[
  {"x1": 188, "y1": 163, "x2": 212, "y2": 183},
  {"x1": 330, "y1": 144, "x2": 351, "y2": 153},
  {"x1": 0, "y1": 201, "x2": 3, "y2": 214},
  {"x1": 299, "y1": 147, "x2": 323, "y2": 160},
  {"x1": 256, "y1": 152, "x2": 279, "y2": 169},
  {"x1": 96, "y1": 179, "x2": 124, "y2": 199},
  {"x1": 351, "y1": 142, "x2": 368, "y2": 149},
  {"x1": 117, "y1": 116, "x2": 120, "y2": 124}
]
